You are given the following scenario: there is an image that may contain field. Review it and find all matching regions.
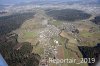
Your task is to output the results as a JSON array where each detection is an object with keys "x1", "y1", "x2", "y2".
[
  {"x1": 24, "y1": 32, "x2": 38, "y2": 39},
  {"x1": 79, "y1": 30, "x2": 100, "y2": 46},
  {"x1": 49, "y1": 20, "x2": 63, "y2": 27},
  {"x1": 0, "y1": 6, "x2": 100, "y2": 66}
]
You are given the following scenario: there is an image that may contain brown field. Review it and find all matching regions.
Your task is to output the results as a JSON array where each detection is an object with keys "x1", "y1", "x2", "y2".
[{"x1": 57, "y1": 46, "x2": 64, "y2": 59}]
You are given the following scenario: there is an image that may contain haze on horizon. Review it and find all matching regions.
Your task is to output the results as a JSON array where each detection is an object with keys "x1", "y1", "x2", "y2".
[{"x1": 0, "y1": 0, "x2": 99, "y2": 5}]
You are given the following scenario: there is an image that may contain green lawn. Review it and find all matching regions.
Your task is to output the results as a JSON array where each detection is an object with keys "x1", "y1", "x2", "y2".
[
  {"x1": 80, "y1": 30, "x2": 100, "y2": 38},
  {"x1": 58, "y1": 35, "x2": 88, "y2": 66},
  {"x1": 33, "y1": 45, "x2": 44, "y2": 55},
  {"x1": 81, "y1": 32, "x2": 93, "y2": 38},
  {"x1": 50, "y1": 20, "x2": 62, "y2": 27},
  {"x1": 24, "y1": 32, "x2": 38, "y2": 38},
  {"x1": 79, "y1": 31, "x2": 100, "y2": 46}
]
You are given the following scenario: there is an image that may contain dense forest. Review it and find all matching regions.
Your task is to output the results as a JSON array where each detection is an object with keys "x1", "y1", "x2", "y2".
[
  {"x1": 46, "y1": 9, "x2": 91, "y2": 21},
  {"x1": 0, "y1": 12, "x2": 41, "y2": 66},
  {"x1": 78, "y1": 44, "x2": 100, "y2": 66},
  {"x1": 91, "y1": 16, "x2": 100, "y2": 25},
  {"x1": 0, "y1": 12, "x2": 35, "y2": 35},
  {"x1": 0, "y1": 33, "x2": 40, "y2": 66}
]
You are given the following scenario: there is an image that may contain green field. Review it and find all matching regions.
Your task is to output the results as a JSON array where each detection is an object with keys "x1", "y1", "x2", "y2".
[
  {"x1": 49, "y1": 20, "x2": 62, "y2": 27},
  {"x1": 24, "y1": 32, "x2": 38, "y2": 38},
  {"x1": 79, "y1": 30, "x2": 100, "y2": 46}
]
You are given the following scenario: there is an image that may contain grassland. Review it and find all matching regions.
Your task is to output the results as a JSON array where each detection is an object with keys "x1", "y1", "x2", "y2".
[
  {"x1": 57, "y1": 30, "x2": 89, "y2": 66},
  {"x1": 33, "y1": 45, "x2": 44, "y2": 55},
  {"x1": 49, "y1": 20, "x2": 62, "y2": 27},
  {"x1": 24, "y1": 32, "x2": 38, "y2": 39},
  {"x1": 79, "y1": 30, "x2": 100, "y2": 46}
]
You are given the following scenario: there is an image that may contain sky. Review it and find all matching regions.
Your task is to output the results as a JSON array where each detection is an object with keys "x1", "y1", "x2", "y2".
[
  {"x1": 0, "y1": 0, "x2": 98, "y2": 5},
  {"x1": 0, "y1": 0, "x2": 33, "y2": 5}
]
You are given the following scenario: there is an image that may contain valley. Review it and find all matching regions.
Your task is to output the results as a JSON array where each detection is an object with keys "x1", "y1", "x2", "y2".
[{"x1": 0, "y1": 1, "x2": 100, "y2": 66}]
